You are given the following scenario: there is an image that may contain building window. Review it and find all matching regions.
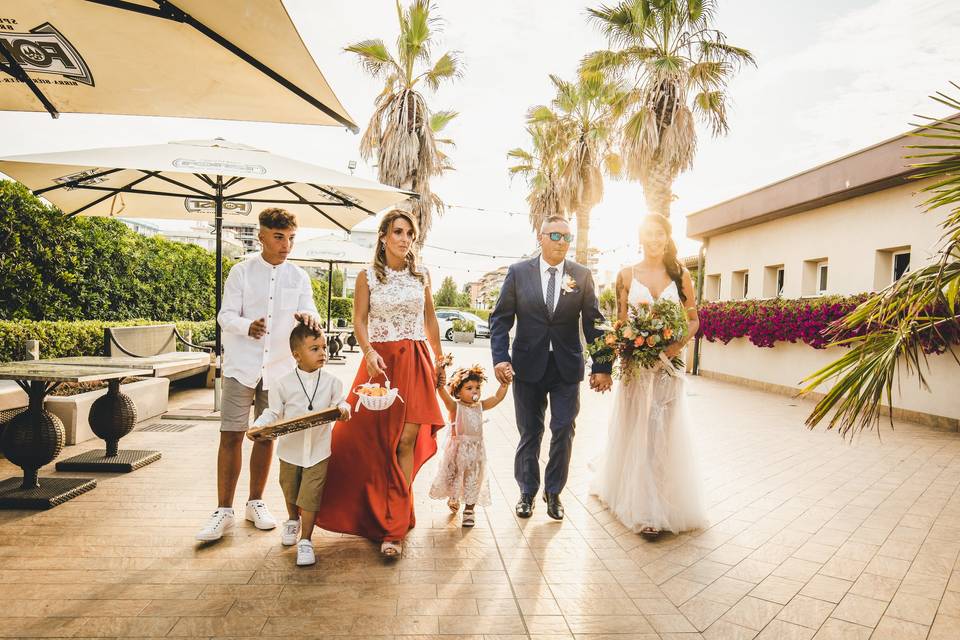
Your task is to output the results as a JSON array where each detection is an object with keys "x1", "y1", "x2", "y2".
[
  {"x1": 893, "y1": 251, "x2": 910, "y2": 281},
  {"x1": 705, "y1": 274, "x2": 720, "y2": 301},
  {"x1": 731, "y1": 270, "x2": 749, "y2": 300},
  {"x1": 763, "y1": 265, "x2": 785, "y2": 298},
  {"x1": 802, "y1": 258, "x2": 828, "y2": 296},
  {"x1": 873, "y1": 246, "x2": 910, "y2": 290}
]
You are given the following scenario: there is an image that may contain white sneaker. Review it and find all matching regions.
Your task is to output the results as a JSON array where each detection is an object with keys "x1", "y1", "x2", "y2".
[
  {"x1": 196, "y1": 507, "x2": 234, "y2": 541},
  {"x1": 245, "y1": 500, "x2": 277, "y2": 530},
  {"x1": 296, "y1": 539, "x2": 316, "y2": 566},
  {"x1": 281, "y1": 519, "x2": 300, "y2": 546}
]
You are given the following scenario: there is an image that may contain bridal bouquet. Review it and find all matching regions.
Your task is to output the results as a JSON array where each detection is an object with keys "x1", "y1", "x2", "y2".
[{"x1": 587, "y1": 299, "x2": 689, "y2": 379}]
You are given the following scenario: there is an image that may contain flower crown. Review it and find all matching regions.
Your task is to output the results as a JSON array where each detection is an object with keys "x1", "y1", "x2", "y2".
[{"x1": 447, "y1": 364, "x2": 487, "y2": 395}]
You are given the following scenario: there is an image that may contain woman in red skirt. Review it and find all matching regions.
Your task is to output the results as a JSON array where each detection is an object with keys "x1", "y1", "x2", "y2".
[{"x1": 315, "y1": 209, "x2": 445, "y2": 557}]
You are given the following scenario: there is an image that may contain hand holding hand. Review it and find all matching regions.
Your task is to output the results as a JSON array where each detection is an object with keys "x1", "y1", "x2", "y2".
[
  {"x1": 338, "y1": 404, "x2": 352, "y2": 421},
  {"x1": 364, "y1": 348, "x2": 387, "y2": 379},
  {"x1": 435, "y1": 363, "x2": 447, "y2": 389},
  {"x1": 590, "y1": 373, "x2": 613, "y2": 393},
  {"x1": 494, "y1": 362, "x2": 514, "y2": 384},
  {"x1": 248, "y1": 318, "x2": 266, "y2": 339},
  {"x1": 294, "y1": 312, "x2": 322, "y2": 332}
]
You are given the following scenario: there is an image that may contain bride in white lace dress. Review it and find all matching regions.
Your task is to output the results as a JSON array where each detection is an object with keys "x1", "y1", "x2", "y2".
[{"x1": 590, "y1": 215, "x2": 708, "y2": 537}]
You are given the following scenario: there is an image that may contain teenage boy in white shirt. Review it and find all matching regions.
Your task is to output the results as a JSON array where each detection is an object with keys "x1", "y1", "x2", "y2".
[
  {"x1": 251, "y1": 322, "x2": 350, "y2": 566},
  {"x1": 197, "y1": 208, "x2": 321, "y2": 542}
]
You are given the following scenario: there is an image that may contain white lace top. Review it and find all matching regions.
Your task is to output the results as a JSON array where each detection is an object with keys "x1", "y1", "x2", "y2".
[{"x1": 366, "y1": 265, "x2": 427, "y2": 343}]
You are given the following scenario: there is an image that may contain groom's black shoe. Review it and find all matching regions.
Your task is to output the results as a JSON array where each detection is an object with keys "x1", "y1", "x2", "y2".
[
  {"x1": 544, "y1": 492, "x2": 564, "y2": 520},
  {"x1": 516, "y1": 493, "x2": 535, "y2": 518}
]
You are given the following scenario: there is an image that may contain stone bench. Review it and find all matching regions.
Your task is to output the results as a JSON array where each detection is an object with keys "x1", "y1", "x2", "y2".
[{"x1": 104, "y1": 324, "x2": 211, "y2": 381}]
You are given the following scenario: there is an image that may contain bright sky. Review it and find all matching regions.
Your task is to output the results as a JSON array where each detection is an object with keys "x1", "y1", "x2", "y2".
[{"x1": 3, "y1": 0, "x2": 959, "y2": 290}]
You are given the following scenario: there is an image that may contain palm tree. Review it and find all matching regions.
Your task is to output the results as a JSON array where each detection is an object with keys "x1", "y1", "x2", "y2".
[
  {"x1": 345, "y1": 0, "x2": 462, "y2": 245},
  {"x1": 529, "y1": 72, "x2": 626, "y2": 263},
  {"x1": 507, "y1": 122, "x2": 566, "y2": 234},
  {"x1": 802, "y1": 87, "x2": 960, "y2": 437},
  {"x1": 583, "y1": 0, "x2": 754, "y2": 219}
]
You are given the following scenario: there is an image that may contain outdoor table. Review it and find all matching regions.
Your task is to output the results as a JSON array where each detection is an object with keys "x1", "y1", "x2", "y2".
[
  {"x1": 38, "y1": 355, "x2": 208, "y2": 472},
  {"x1": 40, "y1": 353, "x2": 209, "y2": 379},
  {"x1": 0, "y1": 362, "x2": 150, "y2": 508}
]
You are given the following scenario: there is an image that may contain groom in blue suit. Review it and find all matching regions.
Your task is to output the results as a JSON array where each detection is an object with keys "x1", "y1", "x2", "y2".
[{"x1": 490, "y1": 216, "x2": 612, "y2": 520}]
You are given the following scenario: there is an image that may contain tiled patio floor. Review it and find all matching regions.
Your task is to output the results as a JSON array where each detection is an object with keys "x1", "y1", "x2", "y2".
[{"x1": 1, "y1": 343, "x2": 958, "y2": 639}]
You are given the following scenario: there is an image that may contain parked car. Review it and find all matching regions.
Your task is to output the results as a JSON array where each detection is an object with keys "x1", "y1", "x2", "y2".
[{"x1": 436, "y1": 309, "x2": 490, "y2": 340}]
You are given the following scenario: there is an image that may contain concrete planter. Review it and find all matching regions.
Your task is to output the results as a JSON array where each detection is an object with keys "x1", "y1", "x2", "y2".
[
  {"x1": 45, "y1": 378, "x2": 169, "y2": 445},
  {"x1": 453, "y1": 331, "x2": 476, "y2": 344}
]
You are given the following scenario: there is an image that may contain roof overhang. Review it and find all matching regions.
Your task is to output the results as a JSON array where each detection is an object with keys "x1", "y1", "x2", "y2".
[{"x1": 685, "y1": 114, "x2": 960, "y2": 240}]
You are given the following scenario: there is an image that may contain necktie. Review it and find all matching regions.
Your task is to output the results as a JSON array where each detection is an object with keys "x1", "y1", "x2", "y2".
[{"x1": 546, "y1": 267, "x2": 557, "y2": 316}]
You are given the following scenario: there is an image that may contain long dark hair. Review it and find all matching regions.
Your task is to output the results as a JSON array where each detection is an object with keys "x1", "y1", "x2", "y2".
[
  {"x1": 642, "y1": 214, "x2": 686, "y2": 303},
  {"x1": 373, "y1": 209, "x2": 425, "y2": 285}
]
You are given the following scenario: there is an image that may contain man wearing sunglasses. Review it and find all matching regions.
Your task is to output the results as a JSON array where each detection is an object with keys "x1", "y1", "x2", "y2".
[{"x1": 489, "y1": 215, "x2": 612, "y2": 521}]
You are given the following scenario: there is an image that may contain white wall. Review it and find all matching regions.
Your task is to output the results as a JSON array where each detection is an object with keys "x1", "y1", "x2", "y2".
[
  {"x1": 701, "y1": 180, "x2": 943, "y2": 300},
  {"x1": 699, "y1": 339, "x2": 959, "y2": 427}
]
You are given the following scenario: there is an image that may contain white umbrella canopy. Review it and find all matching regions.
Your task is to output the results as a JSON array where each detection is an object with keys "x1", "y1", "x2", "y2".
[
  {"x1": 254, "y1": 234, "x2": 372, "y2": 266},
  {"x1": 0, "y1": 0, "x2": 357, "y2": 130},
  {"x1": 0, "y1": 138, "x2": 411, "y2": 232}
]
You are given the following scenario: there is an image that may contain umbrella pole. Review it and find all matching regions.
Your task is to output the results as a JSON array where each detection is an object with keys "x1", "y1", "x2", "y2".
[
  {"x1": 326, "y1": 261, "x2": 333, "y2": 333},
  {"x1": 214, "y1": 176, "x2": 224, "y2": 412}
]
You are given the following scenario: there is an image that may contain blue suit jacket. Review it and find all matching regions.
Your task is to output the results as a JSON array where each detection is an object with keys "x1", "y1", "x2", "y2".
[{"x1": 489, "y1": 257, "x2": 611, "y2": 384}]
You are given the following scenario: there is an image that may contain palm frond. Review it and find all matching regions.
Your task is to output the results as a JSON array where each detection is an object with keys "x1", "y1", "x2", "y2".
[
  {"x1": 429, "y1": 109, "x2": 458, "y2": 133},
  {"x1": 697, "y1": 38, "x2": 757, "y2": 67},
  {"x1": 586, "y1": 2, "x2": 649, "y2": 47},
  {"x1": 693, "y1": 90, "x2": 729, "y2": 136},
  {"x1": 688, "y1": 60, "x2": 729, "y2": 89},
  {"x1": 803, "y1": 89, "x2": 960, "y2": 436},
  {"x1": 344, "y1": 39, "x2": 398, "y2": 77},
  {"x1": 420, "y1": 51, "x2": 463, "y2": 91}
]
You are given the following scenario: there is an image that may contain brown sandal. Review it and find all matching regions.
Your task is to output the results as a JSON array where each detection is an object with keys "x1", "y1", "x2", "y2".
[
  {"x1": 380, "y1": 540, "x2": 402, "y2": 557},
  {"x1": 640, "y1": 526, "x2": 661, "y2": 539}
]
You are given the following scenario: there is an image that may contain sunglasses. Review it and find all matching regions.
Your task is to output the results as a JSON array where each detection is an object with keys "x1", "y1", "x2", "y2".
[{"x1": 542, "y1": 232, "x2": 574, "y2": 243}]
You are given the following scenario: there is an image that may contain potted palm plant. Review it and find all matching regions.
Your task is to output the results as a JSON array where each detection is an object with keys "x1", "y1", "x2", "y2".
[{"x1": 452, "y1": 318, "x2": 476, "y2": 344}]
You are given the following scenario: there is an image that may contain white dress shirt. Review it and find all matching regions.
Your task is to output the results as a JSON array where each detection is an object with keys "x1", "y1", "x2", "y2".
[
  {"x1": 252, "y1": 367, "x2": 349, "y2": 468},
  {"x1": 540, "y1": 255, "x2": 565, "y2": 351},
  {"x1": 217, "y1": 254, "x2": 318, "y2": 390}
]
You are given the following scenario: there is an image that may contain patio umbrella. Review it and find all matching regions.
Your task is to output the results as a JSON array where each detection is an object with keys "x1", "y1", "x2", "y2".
[
  {"x1": 0, "y1": 0, "x2": 357, "y2": 130},
  {"x1": 0, "y1": 137, "x2": 413, "y2": 407},
  {"x1": 245, "y1": 233, "x2": 371, "y2": 332}
]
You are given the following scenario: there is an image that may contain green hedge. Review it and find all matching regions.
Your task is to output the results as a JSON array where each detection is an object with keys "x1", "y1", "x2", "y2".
[
  {"x1": 0, "y1": 320, "x2": 216, "y2": 363},
  {"x1": 330, "y1": 297, "x2": 353, "y2": 321}
]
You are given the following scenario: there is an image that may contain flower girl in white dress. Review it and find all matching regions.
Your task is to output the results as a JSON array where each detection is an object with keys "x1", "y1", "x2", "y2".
[
  {"x1": 590, "y1": 215, "x2": 708, "y2": 538},
  {"x1": 430, "y1": 365, "x2": 509, "y2": 527}
]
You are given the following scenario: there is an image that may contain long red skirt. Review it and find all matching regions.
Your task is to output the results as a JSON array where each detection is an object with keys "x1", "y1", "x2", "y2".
[{"x1": 315, "y1": 340, "x2": 444, "y2": 542}]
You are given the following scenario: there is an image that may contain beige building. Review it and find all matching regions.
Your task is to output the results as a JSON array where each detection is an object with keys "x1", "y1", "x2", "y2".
[
  {"x1": 688, "y1": 121, "x2": 959, "y2": 429},
  {"x1": 477, "y1": 266, "x2": 509, "y2": 310}
]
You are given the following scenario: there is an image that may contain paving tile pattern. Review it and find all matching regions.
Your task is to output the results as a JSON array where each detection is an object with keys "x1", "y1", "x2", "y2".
[{"x1": 1, "y1": 345, "x2": 958, "y2": 638}]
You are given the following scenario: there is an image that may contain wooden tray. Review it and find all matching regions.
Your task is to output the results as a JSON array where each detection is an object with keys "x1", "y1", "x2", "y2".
[{"x1": 246, "y1": 406, "x2": 342, "y2": 441}]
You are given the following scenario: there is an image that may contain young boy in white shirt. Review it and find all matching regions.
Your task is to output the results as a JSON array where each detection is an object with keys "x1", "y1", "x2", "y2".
[
  {"x1": 251, "y1": 321, "x2": 350, "y2": 566},
  {"x1": 197, "y1": 207, "x2": 320, "y2": 542}
]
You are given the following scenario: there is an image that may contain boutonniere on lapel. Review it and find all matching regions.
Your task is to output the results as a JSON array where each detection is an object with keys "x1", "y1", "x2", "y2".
[{"x1": 560, "y1": 275, "x2": 578, "y2": 295}]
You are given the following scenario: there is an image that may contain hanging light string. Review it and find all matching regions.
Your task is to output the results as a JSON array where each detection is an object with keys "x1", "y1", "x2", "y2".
[
  {"x1": 445, "y1": 203, "x2": 527, "y2": 217},
  {"x1": 421, "y1": 242, "x2": 635, "y2": 261}
]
